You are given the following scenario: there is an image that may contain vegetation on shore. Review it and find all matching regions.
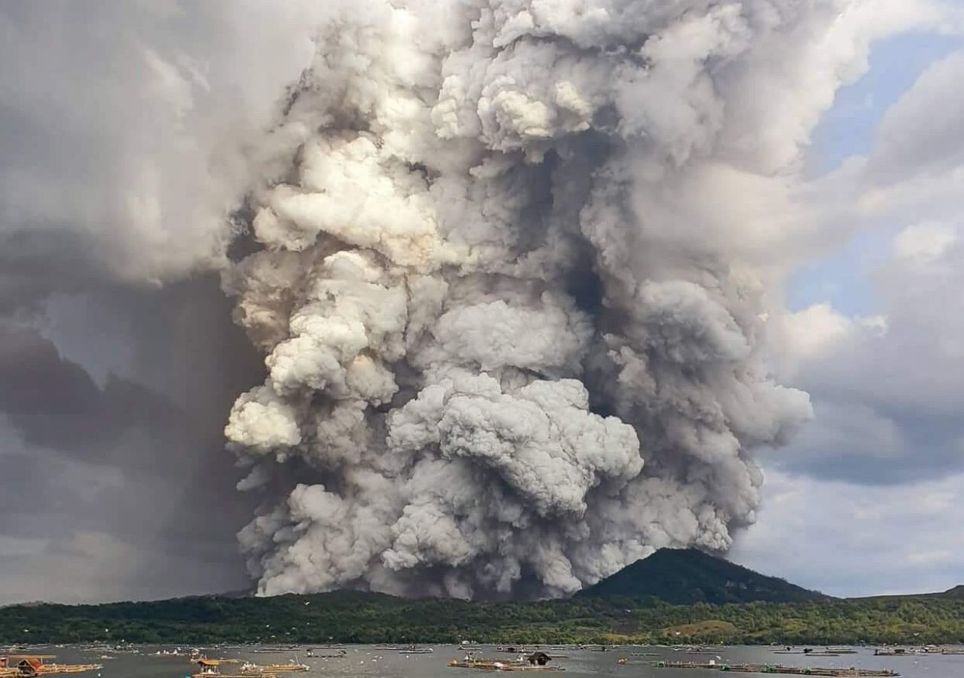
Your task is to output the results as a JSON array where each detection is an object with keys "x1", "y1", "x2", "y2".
[{"x1": 1, "y1": 588, "x2": 961, "y2": 646}]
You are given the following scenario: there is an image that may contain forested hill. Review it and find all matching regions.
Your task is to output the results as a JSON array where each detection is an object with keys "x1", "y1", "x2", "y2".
[
  {"x1": 0, "y1": 550, "x2": 957, "y2": 645},
  {"x1": 577, "y1": 548, "x2": 828, "y2": 604},
  {"x1": 0, "y1": 586, "x2": 962, "y2": 646}
]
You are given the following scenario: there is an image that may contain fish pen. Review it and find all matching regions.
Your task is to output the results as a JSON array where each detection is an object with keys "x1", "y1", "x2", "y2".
[
  {"x1": 245, "y1": 664, "x2": 309, "y2": 674},
  {"x1": 31, "y1": 667, "x2": 103, "y2": 676},
  {"x1": 449, "y1": 650, "x2": 565, "y2": 672},
  {"x1": 654, "y1": 661, "x2": 899, "y2": 676},
  {"x1": 193, "y1": 658, "x2": 309, "y2": 677},
  {"x1": 447, "y1": 659, "x2": 563, "y2": 672},
  {"x1": 0, "y1": 656, "x2": 102, "y2": 677}
]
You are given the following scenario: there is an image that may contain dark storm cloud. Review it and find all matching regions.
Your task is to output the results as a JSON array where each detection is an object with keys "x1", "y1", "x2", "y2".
[
  {"x1": 0, "y1": 276, "x2": 265, "y2": 603},
  {"x1": 0, "y1": 0, "x2": 319, "y2": 602},
  {"x1": 761, "y1": 401, "x2": 964, "y2": 485},
  {"x1": 0, "y1": 231, "x2": 109, "y2": 315},
  {"x1": 0, "y1": 324, "x2": 101, "y2": 416}
]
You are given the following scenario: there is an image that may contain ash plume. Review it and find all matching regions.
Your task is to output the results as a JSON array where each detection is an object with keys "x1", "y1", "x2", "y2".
[{"x1": 223, "y1": 0, "x2": 820, "y2": 599}]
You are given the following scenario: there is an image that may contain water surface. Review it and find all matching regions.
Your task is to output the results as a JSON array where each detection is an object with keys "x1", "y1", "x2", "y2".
[{"x1": 27, "y1": 644, "x2": 964, "y2": 677}]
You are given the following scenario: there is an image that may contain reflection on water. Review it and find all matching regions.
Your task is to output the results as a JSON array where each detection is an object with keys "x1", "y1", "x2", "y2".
[{"x1": 17, "y1": 644, "x2": 964, "y2": 678}]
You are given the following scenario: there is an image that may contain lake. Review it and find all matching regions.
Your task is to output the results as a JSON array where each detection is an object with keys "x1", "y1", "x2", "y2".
[{"x1": 20, "y1": 644, "x2": 964, "y2": 677}]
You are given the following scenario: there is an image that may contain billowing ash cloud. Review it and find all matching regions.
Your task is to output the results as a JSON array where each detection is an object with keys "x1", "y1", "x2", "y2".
[{"x1": 222, "y1": 0, "x2": 822, "y2": 599}]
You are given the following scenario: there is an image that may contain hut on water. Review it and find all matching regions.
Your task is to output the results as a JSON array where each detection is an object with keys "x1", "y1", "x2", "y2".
[
  {"x1": 14, "y1": 657, "x2": 44, "y2": 677},
  {"x1": 196, "y1": 658, "x2": 223, "y2": 674}
]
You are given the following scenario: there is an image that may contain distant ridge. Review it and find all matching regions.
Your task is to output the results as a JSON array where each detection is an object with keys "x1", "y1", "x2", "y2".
[
  {"x1": 576, "y1": 548, "x2": 829, "y2": 604},
  {"x1": 944, "y1": 585, "x2": 964, "y2": 598},
  {"x1": 0, "y1": 569, "x2": 961, "y2": 644}
]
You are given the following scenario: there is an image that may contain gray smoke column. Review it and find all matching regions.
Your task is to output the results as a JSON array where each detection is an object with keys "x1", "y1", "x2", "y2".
[{"x1": 223, "y1": 0, "x2": 817, "y2": 599}]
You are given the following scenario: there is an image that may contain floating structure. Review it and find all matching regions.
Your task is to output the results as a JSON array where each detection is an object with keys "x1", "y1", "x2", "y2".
[
  {"x1": 496, "y1": 647, "x2": 569, "y2": 658},
  {"x1": 0, "y1": 656, "x2": 102, "y2": 677},
  {"x1": 244, "y1": 663, "x2": 309, "y2": 674},
  {"x1": 774, "y1": 648, "x2": 843, "y2": 656},
  {"x1": 153, "y1": 647, "x2": 199, "y2": 657},
  {"x1": 447, "y1": 659, "x2": 562, "y2": 672},
  {"x1": 399, "y1": 646, "x2": 434, "y2": 654},
  {"x1": 875, "y1": 646, "x2": 964, "y2": 656},
  {"x1": 195, "y1": 659, "x2": 245, "y2": 677},
  {"x1": 449, "y1": 652, "x2": 561, "y2": 672},
  {"x1": 192, "y1": 658, "x2": 307, "y2": 677},
  {"x1": 654, "y1": 661, "x2": 899, "y2": 676},
  {"x1": 306, "y1": 649, "x2": 346, "y2": 658}
]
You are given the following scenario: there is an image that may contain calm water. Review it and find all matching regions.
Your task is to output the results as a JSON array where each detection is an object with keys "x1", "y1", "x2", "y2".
[{"x1": 25, "y1": 644, "x2": 964, "y2": 677}]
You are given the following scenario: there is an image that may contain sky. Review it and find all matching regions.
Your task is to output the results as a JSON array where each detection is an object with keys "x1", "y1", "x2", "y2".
[
  {"x1": 730, "y1": 27, "x2": 964, "y2": 594},
  {"x1": 1, "y1": 0, "x2": 964, "y2": 603}
]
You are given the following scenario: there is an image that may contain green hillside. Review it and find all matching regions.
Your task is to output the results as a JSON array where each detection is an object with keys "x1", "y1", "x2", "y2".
[
  {"x1": 0, "y1": 551, "x2": 959, "y2": 645},
  {"x1": 0, "y1": 588, "x2": 962, "y2": 646},
  {"x1": 577, "y1": 548, "x2": 828, "y2": 604}
]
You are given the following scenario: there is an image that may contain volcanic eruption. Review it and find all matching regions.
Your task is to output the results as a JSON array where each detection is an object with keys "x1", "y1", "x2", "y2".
[{"x1": 222, "y1": 0, "x2": 820, "y2": 599}]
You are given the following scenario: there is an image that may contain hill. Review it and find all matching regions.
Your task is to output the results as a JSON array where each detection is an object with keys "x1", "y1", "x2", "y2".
[
  {"x1": 0, "y1": 584, "x2": 961, "y2": 645},
  {"x1": 0, "y1": 591, "x2": 964, "y2": 645},
  {"x1": 577, "y1": 548, "x2": 828, "y2": 604},
  {"x1": 0, "y1": 555, "x2": 959, "y2": 646},
  {"x1": 942, "y1": 585, "x2": 964, "y2": 599},
  {"x1": 854, "y1": 584, "x2": 964, "y2": 602}
]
